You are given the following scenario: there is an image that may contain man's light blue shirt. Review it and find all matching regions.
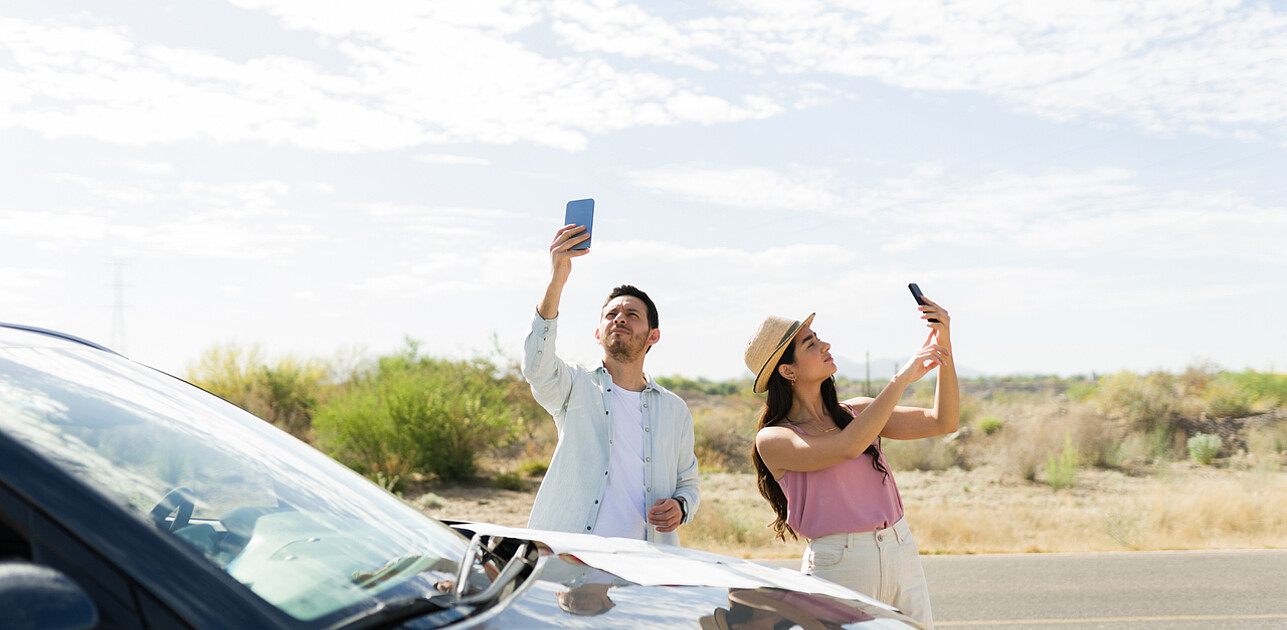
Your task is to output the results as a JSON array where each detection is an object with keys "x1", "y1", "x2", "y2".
[{"x1": 522, "y1": 311, "x2": 700, "y2": 546}]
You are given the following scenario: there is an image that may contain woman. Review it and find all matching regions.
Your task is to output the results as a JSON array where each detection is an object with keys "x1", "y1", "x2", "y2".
[{"x1": 743, "y1": 295, "x2": 956, "y2": 628}]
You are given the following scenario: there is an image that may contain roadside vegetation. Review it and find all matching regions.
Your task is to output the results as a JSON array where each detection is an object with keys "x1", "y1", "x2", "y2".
[{"x1": 187, "y1": 345, "x2": 1287, "y2": 554}]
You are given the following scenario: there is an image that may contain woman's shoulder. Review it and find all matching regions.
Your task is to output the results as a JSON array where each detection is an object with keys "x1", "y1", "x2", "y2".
[
  {"x1": 839, "y1": 397, "x2": 874, "y2": 413},
  {"x1": 756, "y1": 420, "x2": 799, "y2": 438}
]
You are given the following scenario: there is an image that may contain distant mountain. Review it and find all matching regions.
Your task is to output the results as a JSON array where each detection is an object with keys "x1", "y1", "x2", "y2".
[{"x1": 833, "y1": 355, "x2": 984, "y2": 381}]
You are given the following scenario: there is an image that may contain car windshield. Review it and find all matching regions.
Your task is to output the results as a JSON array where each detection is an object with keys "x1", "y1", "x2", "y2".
[{"x1": 0, "y1": 337, "x2": 472, "y2": 624}]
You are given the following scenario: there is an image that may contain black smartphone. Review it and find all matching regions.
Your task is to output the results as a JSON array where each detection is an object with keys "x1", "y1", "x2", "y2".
[
  {"x1": 565, "y1": 199, "x2": 594, "y2": 250},
  {"x1": 908, "y1": 283, "x2": 939, "y2": 323}
]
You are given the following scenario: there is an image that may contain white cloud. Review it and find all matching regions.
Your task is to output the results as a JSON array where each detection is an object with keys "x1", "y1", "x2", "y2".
[
  {"x1": 8, "y1": 2, "x2": 1277, "y2": 152},
  {"x1": 548, "y1": 0, "x2": 720, "y2": 70},
  {"x1": 0, "y1": 266, "x2": 64, "y2": 291},
  {"x1": 363, "y1": 204, "x2": 519, "y2": 238},
  {"x1": 414, "y1": 153, "x2": 492, "y2": 166},
  {"x1": 629, "y1": 165, "x2": 844, "y2": 211},
  {"x1": 0, "y1": 210, "x2": 109, "y2": 243},
  {"x1": 1, "y1": 6, "x2": 781, "y2": 152},
  {"x1": 629, "y1": 162, "x2": 1287, "y2": 267},
  {"x1": 533, "y1": 1, "x2": 1287, "y2": 142}
]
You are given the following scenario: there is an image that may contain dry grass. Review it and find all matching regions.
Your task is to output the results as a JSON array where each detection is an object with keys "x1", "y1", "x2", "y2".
[
  {"x1": 408, "y1": 464, "x2": 1287, "y2": 558},
  {"x1": 430, "y1": 373, "x2": 1287, "y2": 558},
  {"x1": 692, "y1": 464, "x2": 1287, "y2": 557},
  {"x1": 857, "y1": 464, "x2": 1287, "y2": 554}
]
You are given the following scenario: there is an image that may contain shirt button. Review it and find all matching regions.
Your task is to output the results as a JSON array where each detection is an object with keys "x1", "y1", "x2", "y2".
[
  {"x1": 647, "y1": 487, "x2": 652, "y2": 493},
  {"x1": 646, "y1": 457, "x2": 651, "y2": 462},
  {"x1": 645, "y1": 427, "x2": 650, "y2": 432},
  {"x1": 586, "y1": 526, "x2": 591, "y2": 531}
]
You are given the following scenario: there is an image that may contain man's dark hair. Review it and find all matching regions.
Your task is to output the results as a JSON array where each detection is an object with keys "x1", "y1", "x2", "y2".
[{"x1": 603, "y1": 285, "x2": 659, "y2": 330}]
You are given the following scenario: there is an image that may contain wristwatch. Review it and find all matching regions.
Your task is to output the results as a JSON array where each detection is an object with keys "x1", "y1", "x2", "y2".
[{"x1": 675, "y1": 496, "x2": 688, "y2": 523}]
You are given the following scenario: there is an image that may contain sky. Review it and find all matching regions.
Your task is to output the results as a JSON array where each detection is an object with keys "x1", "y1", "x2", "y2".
[{"x1": 2, "y1": 0, "x2": 1285, "y2": 382}]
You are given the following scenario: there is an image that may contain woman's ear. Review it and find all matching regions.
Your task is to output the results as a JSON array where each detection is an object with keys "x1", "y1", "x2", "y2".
[{"x1": 777, "y1": 364, "x2": 794, "y2": 381}]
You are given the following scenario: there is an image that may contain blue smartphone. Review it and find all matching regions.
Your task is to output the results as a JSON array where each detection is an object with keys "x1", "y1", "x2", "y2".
[{"x1": 565, "y1": 199, "x2": 594, "y2": 250}]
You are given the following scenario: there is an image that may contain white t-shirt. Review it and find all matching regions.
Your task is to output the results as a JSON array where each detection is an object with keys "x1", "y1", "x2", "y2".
[{"x1": 592, "y1": 381, "x2": 647, "y2": 539}]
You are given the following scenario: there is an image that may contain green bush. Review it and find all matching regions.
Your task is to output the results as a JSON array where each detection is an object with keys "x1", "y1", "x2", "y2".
[
  {"x1": 1203, "y1": 379, "x2": 1254, "y2": 418},
  {"x1": 1222, "y1": 370, "x2": 1287, "y2": 407},
  {"x1": 491, "y1": 471, "x2": 528, "y2": 491},
  {"x1": 976, "y1": 416, "x2": 1004, "y2": 435},
  {"x1": 1043, "y1": 435, "x2": 1079, "y2": 490},
  {"x1": 313, "y1": 343, "x2": 522, "y2": 485},
  {"x1": 187, "y1": 344, "x2": 330, "y2": 439},
  {"x1": 1186, "y1": 433, "x2": 1222, "y2": 465},
  {"x1": 517, "y1": 460, "x2": 549, "y2": 478},
  {"x1": 1092, "y1": 372, "x2": 1178, "y2": 430}
]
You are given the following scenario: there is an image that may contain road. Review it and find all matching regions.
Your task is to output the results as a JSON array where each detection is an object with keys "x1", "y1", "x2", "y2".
[{"x1": 762, "y1": 549, "x2": 1287, "y2": 629}]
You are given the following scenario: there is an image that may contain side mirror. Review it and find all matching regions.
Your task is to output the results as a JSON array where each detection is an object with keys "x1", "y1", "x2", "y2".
[{"x1": 0, "y1": 562, "x2": 99, "y2": 630}]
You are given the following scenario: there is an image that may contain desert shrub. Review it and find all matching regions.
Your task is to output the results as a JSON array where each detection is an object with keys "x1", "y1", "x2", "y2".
[
  {"x1": 491, "y1": 471, "x2": 528, "y2": 491},
  {"x1": 1243, "y1": 423, "x2": 1287, "y2": 471},
  {"x1": 656, "y1": 375, "x2": 750, "y2": 396},
  {"x1": 187, "y1": 344, "x2": 331, "y2": 440},
  {"x1": 1043, "y1": 434, "x2": 1079, "y2": 490},
  {"x1": 883, "y1": 435, "x2": 960, "y2": 471},
  {"x1": 313, "y1": 343, "x2": 523, "y2": 485},
  {"x1": 1063, "y1": 378, "x2": 1100, "y2": 402},
  {"x1": 691, "y1": 401, "x2": 758, "y2": 474},
  {"x1": 1187, "y1": 433, "x2": 1222, "y2": 465},
  {"x1": 517, "y1": 459, "x2": 549, "y2": 478},
  {"x1": 1203, "y1": 377, "x2": 1256, "y2": 418},
  {"x1": 989, "y1": 412, "x2": 1066, "y2": 481},
  {"x1": 1222, "y1": 370, "x2": 1287, "y2": 408},
  {"x1": 981, "y1": 401, "x2": 1119, "y2": 479},
  {"x1": 976, "y1": 416, "x2": 1004, "y2": 435},
  {"x1": 1092, "y1": 371, "x2": 1179, "y2": 430},
  {"x1": 485, "y1": 351, "x2": 560, "y2": 463}
]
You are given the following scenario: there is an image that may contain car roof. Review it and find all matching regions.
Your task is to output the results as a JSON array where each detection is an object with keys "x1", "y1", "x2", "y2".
[{"x1": 0, "y1": 323, "x2": 121, "y2": 355}]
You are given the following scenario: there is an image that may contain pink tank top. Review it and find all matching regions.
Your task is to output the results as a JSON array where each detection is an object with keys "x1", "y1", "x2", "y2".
[{"x1": 775, "y1": 411, "x2": 904, "y2": 539}]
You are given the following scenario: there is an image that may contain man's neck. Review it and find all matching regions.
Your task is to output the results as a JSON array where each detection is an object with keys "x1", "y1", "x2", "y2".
[{"x1": 602, "y1": 355, "x2": 648, "y2": 392}]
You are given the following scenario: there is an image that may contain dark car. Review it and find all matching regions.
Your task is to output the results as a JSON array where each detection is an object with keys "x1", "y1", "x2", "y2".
[{"x1": 0, "y1": 323, "x2": 925, "y2": 629}]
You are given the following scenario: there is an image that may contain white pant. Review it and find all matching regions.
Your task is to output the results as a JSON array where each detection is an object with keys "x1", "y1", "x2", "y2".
[{"x1": 801, "y1": 516, "x2": 934, "y2": 628}]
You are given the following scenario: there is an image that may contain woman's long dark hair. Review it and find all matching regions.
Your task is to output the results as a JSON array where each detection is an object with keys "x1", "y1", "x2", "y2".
[{"x1": 751, "y1": 340, "x2": 891, "y2": 541}]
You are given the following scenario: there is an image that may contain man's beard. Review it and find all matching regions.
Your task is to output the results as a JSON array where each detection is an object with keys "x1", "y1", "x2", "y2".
[{"x1": 603, "y1": 330, "x2": 648, "y2": 362}]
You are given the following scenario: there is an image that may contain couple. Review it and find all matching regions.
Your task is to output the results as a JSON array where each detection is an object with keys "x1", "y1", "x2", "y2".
[{"x1": 522, "y1": 224, "x2": 958, "y2": 628}]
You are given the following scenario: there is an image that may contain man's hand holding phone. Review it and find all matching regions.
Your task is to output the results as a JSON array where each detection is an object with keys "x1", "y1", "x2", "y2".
[{"x1": 538, "y1": 200, "x2": 594, "y2": 320}]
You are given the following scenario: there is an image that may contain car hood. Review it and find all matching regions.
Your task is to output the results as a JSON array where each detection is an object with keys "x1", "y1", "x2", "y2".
[{"x1": 449, "y1": 522, "x2": 926, "y2": 630}]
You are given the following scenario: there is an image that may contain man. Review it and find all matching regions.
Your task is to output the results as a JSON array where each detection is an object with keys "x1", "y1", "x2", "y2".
[{"x1": 521, "y1": 223, "x2": 700, "y2": 545}]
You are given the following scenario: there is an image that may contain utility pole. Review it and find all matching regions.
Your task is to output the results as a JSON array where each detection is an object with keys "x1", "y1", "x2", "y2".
[{"x1": 865, "y1": 350, "x2": 871, "y2": 396}]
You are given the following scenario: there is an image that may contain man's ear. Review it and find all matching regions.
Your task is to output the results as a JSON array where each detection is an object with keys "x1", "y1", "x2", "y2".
[
  {"x1": 647, "y1": 328, "x2": 661, "y2": 347},
  {"x1": 593, "y1": 328, "x2": 601, "y2": 342}
]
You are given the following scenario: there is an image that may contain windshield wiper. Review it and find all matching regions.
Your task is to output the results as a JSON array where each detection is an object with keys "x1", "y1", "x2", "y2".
[
  {"x1": 332, "y1": 537, "x2": 537, "y2": 630},
  {"x1": 331, "y1": 595, "x2": 464, "y2": 630},
  {"x1": 453, "y1": 540, "x2": 533, "y2": 606}
]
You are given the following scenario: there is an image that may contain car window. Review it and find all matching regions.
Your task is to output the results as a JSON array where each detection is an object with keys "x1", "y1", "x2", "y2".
[{"x1": 0, "y1": 346, "x2": 472, "y2": 624}]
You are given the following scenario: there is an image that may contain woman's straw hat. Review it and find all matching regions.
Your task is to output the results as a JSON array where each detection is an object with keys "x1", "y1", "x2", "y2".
[{"x1": 744, "y1": 313, "x2": 815, "y2": 393}]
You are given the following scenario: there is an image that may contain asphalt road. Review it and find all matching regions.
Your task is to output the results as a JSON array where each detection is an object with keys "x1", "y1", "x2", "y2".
[{"x1": 762, "y1": 549, "x2": 1287, "y2": 629}]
